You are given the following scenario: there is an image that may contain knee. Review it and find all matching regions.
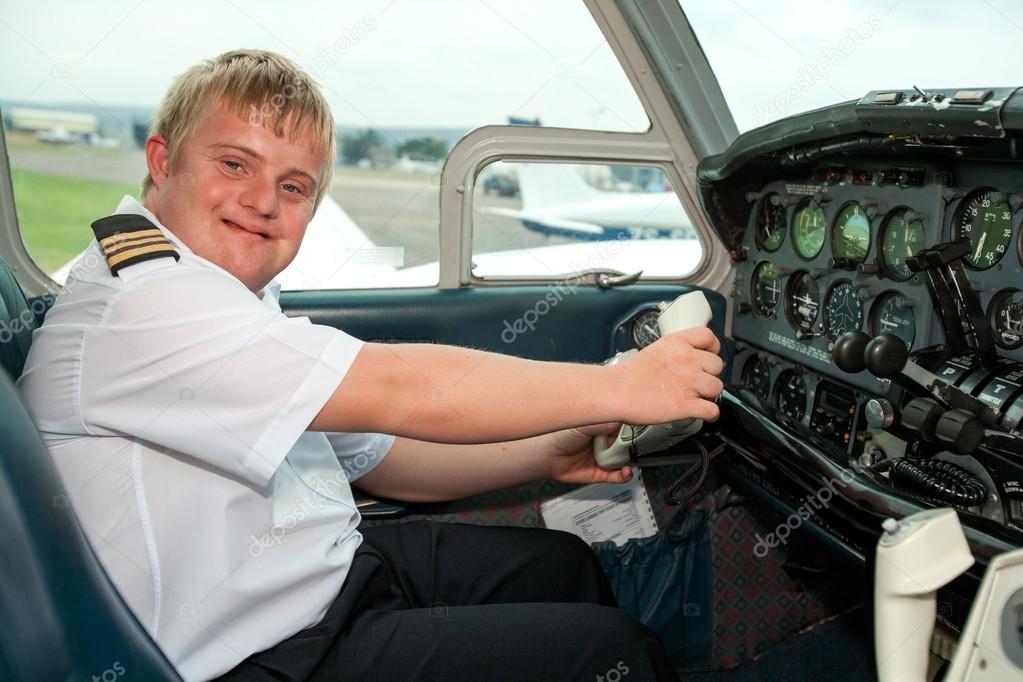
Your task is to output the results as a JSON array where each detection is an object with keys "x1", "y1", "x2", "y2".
[
  {"x1": 573, "y1": 604, "x2": 653, "y2": 647},
  {"x1": 541, "y1": 528, "x2": 597, "y2": 562}
]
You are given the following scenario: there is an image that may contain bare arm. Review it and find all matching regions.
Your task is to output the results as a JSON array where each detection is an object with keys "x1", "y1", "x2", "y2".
[
  {"x1": 356, "y1": 424, "x2": 630, "y2": 503},
  {"x1": 309, "y1": 327, "x2": 723, "y2": 442}
]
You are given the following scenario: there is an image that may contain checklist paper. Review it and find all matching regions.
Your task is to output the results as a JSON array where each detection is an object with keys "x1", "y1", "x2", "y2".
[{"x1": 540, "y1": 473, "x2": 658, "y2": 546}]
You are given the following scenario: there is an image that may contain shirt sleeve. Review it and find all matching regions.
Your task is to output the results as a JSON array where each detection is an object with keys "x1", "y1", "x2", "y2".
[
  {"x1": 326, "y1": 431, "x2": 395, "y2": 482},
  {"x1": 80, "y1": 266, "x2": 362, "y2": 488}
]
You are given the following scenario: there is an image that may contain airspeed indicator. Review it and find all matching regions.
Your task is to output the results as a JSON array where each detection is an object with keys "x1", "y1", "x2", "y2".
[{"x1": 792, "y1": 198, "x2": 826, "y2": 259}]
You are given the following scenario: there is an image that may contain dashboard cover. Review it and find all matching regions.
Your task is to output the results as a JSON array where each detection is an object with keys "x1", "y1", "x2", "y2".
[{"x1": 698, "y1": 87, "x2": 1022, "y2": 252}]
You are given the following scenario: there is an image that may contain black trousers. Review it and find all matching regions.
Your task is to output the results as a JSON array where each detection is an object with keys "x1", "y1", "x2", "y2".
[{"x1": 218, "y1": 521, "x2": 680, "y2": 682}]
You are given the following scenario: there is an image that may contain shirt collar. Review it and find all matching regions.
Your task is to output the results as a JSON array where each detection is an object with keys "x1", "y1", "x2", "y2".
[{"x1": 113, "y1": 195, "x2": 282, "y2": 302}]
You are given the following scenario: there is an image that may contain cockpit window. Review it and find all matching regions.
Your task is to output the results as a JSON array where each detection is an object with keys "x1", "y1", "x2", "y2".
[
  {"x1": 681, "y1": 0, "x2": 1023, "y2": 132},
  {"x1": 472, "y1": 161, "x2": 700, "y2": 280},
  {"x1": 1, "y1": 0, "x2": 649, "y2": 290}
]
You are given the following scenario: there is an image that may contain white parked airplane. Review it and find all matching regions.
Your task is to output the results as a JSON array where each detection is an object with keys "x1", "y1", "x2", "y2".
[{"x1": 481, "y1": 161, "x2": 696, "y2": 242}]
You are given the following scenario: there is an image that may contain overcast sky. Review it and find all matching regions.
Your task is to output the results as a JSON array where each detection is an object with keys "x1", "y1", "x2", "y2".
[{"x1": 1, "y1": 0, "x2": 1022, "y2": 134}]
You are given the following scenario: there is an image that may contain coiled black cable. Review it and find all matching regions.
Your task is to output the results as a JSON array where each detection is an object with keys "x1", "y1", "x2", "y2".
[{"x1": 889, "y1": 458, "x2": 988, "y2": 508}]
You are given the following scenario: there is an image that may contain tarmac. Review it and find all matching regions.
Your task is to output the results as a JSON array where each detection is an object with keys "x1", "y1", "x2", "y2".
[{"x1": 7, "y1": 142, "x2": 573, "y2": 268}]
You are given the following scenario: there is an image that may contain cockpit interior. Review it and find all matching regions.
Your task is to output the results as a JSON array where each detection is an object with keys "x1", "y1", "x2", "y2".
[{"x1": 2, "y1": 1, "x2": 1023, "y2": 681}]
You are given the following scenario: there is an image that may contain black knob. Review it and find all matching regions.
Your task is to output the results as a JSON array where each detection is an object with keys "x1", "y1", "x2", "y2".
[
  {"x1": 833, "y1": 331, "x2": 870, "y2": 373},
  {"x1": 864, "y1": 334, "x2": 909, "y2": 378},
  {"x1": 935, "y1": 409, "x2": 984, "y2": 454},
  {"x1": 901, "y1": 397, "x2": 944, "y2": 442}
]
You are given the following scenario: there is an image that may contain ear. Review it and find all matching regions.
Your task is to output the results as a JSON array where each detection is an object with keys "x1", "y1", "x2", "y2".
[{"x1": 145, "y1": 134, "x2": 171, "y2": 190}]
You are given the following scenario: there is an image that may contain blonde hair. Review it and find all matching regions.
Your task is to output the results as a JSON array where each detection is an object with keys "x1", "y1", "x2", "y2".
[{"x1": 142, "y1": 49, "x2": 335, "y2": 208}]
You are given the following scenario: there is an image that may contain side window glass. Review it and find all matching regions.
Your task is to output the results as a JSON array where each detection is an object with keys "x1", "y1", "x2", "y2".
[
  {"x1": 472, "y1": 161, "x2": 702, "y2": 279},
  {"x1": 5, "y1": 124, "x2": 140, "y2": 283},
  {"x1": 2, "y1": 1, "x2": 650, "y2": 290}
]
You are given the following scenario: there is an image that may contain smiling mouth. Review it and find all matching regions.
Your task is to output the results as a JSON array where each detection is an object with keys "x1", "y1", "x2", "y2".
[{"x1": 223, "y1": 219, "x2": 270, "y2": 239}]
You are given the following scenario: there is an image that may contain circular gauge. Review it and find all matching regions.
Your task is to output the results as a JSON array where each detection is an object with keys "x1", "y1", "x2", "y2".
[
  {"x1": 880, "y1": 208, "x2": 927, "y2": 281},
  {"x1": 824, "y1": 280, "x2": 864, "y2": 340},
  {"x1": 755, "y1": 193, "x2": 787, "y2": 252},
  {"x1": 773, "y1": 370, "x2": 807, "y2": 421},
  {"x1": 750, "y1": 261, "x2": 782, "y2": 318},
  {"x1": 792, "y1": 198, "x2": 827, "y2": 259},
  {"x1": 740, "y1": 354, "x2": 772, "y2": 401},
  {"x1": 870, "y1": 292, "x2": 916, "y2": 350},
  {"x1": 988, "y1": 288, "x2": 1023, "y2": 350},
  {"x1": 953, "y1": 189, "x2": 1013, "y2": 269},
  {"x1": 630, "y1": 310, "x2": 661, "y2": 348},
  {"x1": 785, "y1": 271, "x2": 820, "y2": 333},
  {"x1": 831, "y1": 202, "x2": 871, "y2": 262}
]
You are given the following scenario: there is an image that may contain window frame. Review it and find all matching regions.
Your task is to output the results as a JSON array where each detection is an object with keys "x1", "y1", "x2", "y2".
[{"x1": 438, "y1": 0, "x2": 735, "y2": 291}]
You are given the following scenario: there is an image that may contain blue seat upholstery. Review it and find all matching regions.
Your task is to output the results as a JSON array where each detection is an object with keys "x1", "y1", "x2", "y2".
[
  {"x1": 0, "y1": 259, "x2": 181, "y2": 681},
  {"x1": 0, "y1": 258, "x2": 35, "y2": 381},
  {"x1": 0, "y1": 370, "x2": 183, "y2": 681}
]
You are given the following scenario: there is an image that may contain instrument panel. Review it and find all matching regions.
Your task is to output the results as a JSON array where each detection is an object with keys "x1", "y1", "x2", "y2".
[
  {"x1": 701, "y1": 87, "x2": 1023, "y2": 600},
  {"x1": 732, "y1": 161, "x2": 1023, "y2": 399}
]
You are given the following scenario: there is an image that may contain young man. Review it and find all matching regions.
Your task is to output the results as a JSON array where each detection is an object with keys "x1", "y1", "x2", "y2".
[{"x1": 18, "y1": 50, "x2": 723, "y2": 682}]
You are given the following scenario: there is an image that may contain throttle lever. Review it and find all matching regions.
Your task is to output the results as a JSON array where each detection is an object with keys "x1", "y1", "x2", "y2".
[
  {"x1": 867, "y1": 334, "x2": 1003, "y2": 429},
  {"x1": 832, "y1": 332, "x2": 1005, "y2": 430},
  {"x1": 907, "y1": 238, "x2": 998, "y2": 367}
]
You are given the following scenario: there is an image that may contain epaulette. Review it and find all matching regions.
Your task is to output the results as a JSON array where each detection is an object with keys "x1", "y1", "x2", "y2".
[{"x1": 91, "y1": 214, "x2": 180, "y2": 276}]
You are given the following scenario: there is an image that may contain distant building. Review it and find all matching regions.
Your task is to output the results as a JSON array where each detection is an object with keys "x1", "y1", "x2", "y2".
[{"x1": 8, "y1": 107, "x2": 98, "y2": 137}]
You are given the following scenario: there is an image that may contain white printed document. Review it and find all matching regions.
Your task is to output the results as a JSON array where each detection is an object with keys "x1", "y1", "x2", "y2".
[{"x1": 540, "y1": 473, "x2": 658, "y2": 546}]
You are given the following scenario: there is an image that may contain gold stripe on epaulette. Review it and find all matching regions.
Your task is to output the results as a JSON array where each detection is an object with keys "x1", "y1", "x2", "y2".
[
  {"x1": 98, "y1": 228, "x2": 165, "y2": 250},
  {"x1": 104, "y1": 238, "x2": 173, "y2": 258},
  {"x1": 91, "y1": 213, "x2": 180, "y2": 275},
  {"x1": 107, "y1": 243, "x2": 179, "y2": 269}
]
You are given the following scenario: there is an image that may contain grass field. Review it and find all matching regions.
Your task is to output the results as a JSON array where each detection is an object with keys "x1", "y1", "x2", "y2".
[{"x1": 11, "y1": 169, "x2": 138, "y2": 273}]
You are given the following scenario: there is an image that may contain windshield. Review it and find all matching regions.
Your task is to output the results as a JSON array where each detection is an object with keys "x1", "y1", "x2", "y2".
[{"x1": 682, "y1": 0, "x2": 1023, "y2": 133}]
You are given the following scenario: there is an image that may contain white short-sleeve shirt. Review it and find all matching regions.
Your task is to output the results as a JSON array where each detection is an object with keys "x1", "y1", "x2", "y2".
[{"x1": 18, "y1": 196, "x2": 394, "y2": 682}]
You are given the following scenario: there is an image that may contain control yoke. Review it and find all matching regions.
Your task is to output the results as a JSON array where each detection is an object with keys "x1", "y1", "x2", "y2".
[{"x1": 593, "y1": 292, "x2": 714, "y2": 469}]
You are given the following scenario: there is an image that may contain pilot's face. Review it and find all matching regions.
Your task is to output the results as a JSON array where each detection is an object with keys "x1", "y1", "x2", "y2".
[{"x1": 145, "y1": 102, "x2": 324, "y2": 293}]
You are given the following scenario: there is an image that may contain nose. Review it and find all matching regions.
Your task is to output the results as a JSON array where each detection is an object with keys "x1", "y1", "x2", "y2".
[{"x1": 239, "y1": 174, "x2": 279, "y2": 218}]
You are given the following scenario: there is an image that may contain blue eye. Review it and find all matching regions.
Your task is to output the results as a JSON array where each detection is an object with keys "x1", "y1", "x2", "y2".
[
  {"x1": 282, "y1": 183, "x2": 304, "y2": 195},
  {"x1": 224, "y1": 160, "x2": 242, "y2": 171}
]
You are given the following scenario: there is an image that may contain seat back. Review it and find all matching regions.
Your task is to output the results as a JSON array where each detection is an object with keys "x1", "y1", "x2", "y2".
[
  {"x1": 0, "y1": 367, "x2": 182, "y2": 681},
  {"x1": 0, "y1": 257, "x2": 35, "y2": 381},
  {"x1": 0, "y1": 261, "x2": 181, "y2": 681}
]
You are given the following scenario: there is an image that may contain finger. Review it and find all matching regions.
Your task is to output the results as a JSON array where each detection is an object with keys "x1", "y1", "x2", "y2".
[
  {"x1": 597, "y1": 466, "x2": 632, "y2": 484},
  {"x1": 675, "y1": 327, "x2": 721, "y2": 354},
  {"x1": 681, "y1": 398, "x2": 720, "y2": 422},
  {"x1": 688, "y1": 373, "x2": 724, "y2": 400},
  {"x1": 693, "y1": 349, "x2": 726, "y2": 376}
]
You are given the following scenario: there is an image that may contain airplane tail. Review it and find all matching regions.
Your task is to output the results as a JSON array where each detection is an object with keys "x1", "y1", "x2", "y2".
[{"x1": 513, "y1": 162, "x2": 602, "y2": 210}]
